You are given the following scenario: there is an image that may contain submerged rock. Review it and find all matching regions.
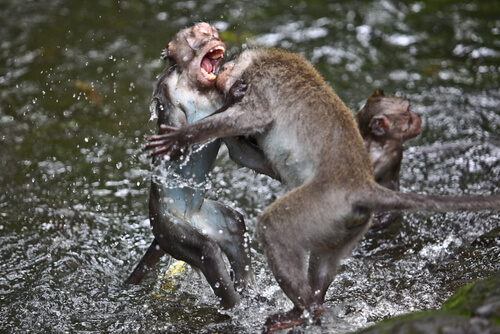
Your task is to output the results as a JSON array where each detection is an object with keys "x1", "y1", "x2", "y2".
[{"x1": 354, "y1": 273, "x2": 500, "y2": 334}]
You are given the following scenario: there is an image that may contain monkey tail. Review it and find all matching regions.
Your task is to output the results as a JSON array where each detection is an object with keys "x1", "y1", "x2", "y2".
[{"x1": 356, "y1": 184, "x2": 500, "y2": 213}]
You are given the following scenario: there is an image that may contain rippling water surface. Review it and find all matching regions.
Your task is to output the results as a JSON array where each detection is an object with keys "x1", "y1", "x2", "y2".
[{"x1": 1, "y1": 0, "x2": 499, "y2": 333}]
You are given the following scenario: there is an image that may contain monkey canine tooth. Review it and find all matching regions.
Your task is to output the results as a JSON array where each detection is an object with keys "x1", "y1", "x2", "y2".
[{"x1": 207, "y1": 46, "x2": 225, "y2": 60}]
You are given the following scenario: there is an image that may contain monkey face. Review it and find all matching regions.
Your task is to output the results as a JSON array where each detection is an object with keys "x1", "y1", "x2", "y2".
[
  {"x1": 403, "y1": 109, "x2": 422, "y2": 140},
  {"x1": 390, "y1": 98, "x2": 422, "y2": 140},
  {"x1": 166, "y1": 23, "x2": 226, "y2": 88},
  {"x1": 363, "y1": 95, "x2": 422, "y2": 141}
]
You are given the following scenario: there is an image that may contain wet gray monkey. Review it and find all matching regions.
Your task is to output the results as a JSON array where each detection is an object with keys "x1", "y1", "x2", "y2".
[
  {"x1": 124, "y1": 23, "x2": 275, "y2": 309},
  {"x1": 145, "y1": 48, "x2": 500, "y2": 332}
]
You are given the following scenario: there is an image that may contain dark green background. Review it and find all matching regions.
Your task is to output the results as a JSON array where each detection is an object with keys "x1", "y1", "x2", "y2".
[{"x1": 1, "y1": 0, "x2": 499, "y2": 333}]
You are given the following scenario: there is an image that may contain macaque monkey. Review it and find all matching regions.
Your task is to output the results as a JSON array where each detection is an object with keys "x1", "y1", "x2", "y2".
[
  {"x1": 125, "y1": 23, "x2": 274, "y2": 309},
  {"x1": 356, "y1": 90, "x2": 422, "y2": 228},
  {"x1": 145, "y1": 48, "x2": 500, "y2": 332}
]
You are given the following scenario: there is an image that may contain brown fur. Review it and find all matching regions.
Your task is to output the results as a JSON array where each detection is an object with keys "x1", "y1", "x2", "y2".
[
  {"x1": 145, "y1": 48, "x2": 500, "y2": 333},
  {"x1": 356, "y1": 90, "x2": 422, "y2": 228}
]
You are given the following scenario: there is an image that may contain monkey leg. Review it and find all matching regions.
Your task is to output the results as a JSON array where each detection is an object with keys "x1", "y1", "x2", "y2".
[
  {"x1": 124, "y1": 238, "x2": 166, "y2": 285},
  {"x1": 258, "y1": 183, "x2": 368, "y2": 331},
  {"x1": 307, "y1": 250, "x2": 340, "y2": 305},
  {"x1": 259, "y1": 210, "x2": 315, "y2": 308},
  {"x1": 257, "y1": 187, "x2": 324, "y2": 322},
  {"x1": 370, "y1": 211, "x2": 401, "y2": 230},
  {"x1": 152, "y1": 212, "x2": 241, "y2": 309},
  {"x1": 195, "y1": 199, "x2": 254, "y2": 292},
  {"x1": 150, "y1": 182, "x2": 241, "y2": 308},
  {"x1": 308, "y1": 212, "x2": 371, "y2": 304}
]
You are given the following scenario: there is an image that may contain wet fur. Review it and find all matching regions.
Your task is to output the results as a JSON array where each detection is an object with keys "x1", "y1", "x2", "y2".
[{"x1": 146, "y1": 48, "x2": 500, "y2": 332}]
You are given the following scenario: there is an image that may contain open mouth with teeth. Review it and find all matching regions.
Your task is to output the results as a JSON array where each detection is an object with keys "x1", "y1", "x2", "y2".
[{"x1": 200, "y1": 46, "x2": 225, "y2": 82}]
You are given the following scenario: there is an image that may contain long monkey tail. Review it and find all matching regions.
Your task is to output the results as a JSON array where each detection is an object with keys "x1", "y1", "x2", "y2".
[{"x1": 356, "y1": 183, "x2": 500, "y2": 214}]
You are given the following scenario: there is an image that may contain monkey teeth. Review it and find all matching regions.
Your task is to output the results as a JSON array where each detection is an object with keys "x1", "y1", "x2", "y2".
[
  {"x1": 201, "y1": 68, "x2": 216, "y2": 81},
  {"x1": 201, "y1": 45, "x2": 225, "y2": 81},
  {"x1": 207, "y1": 46, "x2": 225, "y2": 60}
]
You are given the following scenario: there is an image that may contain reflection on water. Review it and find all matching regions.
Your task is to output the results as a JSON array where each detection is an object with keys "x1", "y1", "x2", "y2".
[{"x1": 1, "y1": 0, "x2": 499, "y2": 333}]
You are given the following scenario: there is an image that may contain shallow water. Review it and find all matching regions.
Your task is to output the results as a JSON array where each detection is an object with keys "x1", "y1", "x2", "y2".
[{"x1": 1, "y1": 0, "x2": 499, "y2": 333}]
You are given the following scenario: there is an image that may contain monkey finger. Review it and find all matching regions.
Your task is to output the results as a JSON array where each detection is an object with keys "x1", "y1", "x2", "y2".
[
  {"x1": 159, "y1": 124, "x2": 179, "y2": 132},
  {"x1": 145, "y1": 135, "x2": 182, "y2": 151},
  {"x1": 147, "y1": 142, "x2": 184, "y2": 159},
  {"x1": 143, "y1": 125, "x2": 180, "y2": 142},
  {"x1": 146, "y1": 132, "x2": 183, "y2": 144},
  {"x1": 144, "y1": 142, "x2": 175, "y2": 154},
  {"x1": 145, "y1": 134, "x2": 173, "y2": 142},
  {"x1": 143, "y1": 137, "x2": 177, "y2": 151},
  {"x1": 143, "y1": 140, "x2": 168, "y2": 150},
  {"x1": 146, "y1": 146, "x2": 173, "y2": 158}
]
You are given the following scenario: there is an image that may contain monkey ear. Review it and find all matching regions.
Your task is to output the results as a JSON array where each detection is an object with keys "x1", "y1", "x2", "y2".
[
  {"x1": 370, "y1": 90, "x2": 385, "y2": 98},
  {"x1": 370, "y1": 115, "x2": 390, "y2": 137}
]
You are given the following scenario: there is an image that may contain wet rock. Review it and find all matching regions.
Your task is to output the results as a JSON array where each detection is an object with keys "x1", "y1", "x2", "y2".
[
  {"x1": 354, "y1": 273, "x2": 500, "y2": 334},
  {"x1": 443, "y1": 272, "x2": 500, "y2": 322},
  {"x1": 471, "y1": 226, "x2": 500, "y2": 247}
]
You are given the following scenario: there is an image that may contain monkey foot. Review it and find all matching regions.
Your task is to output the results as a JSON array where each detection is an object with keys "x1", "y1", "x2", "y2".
[
  {"x1": 369, "y1": 211, "x2": 402, "y2": 231},
  {"x1": 262, "y1": 305, "x2": 323, "y2": 334}
]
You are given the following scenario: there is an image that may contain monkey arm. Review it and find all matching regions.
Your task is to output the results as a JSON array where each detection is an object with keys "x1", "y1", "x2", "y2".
[
  {"x1": 152, "y1": 78, "x2": 187, "y2": 130},
  {"x1": 376, "y1": 166, "x2": 401, "y2": 191},
  {"x1": 212, "y1": 79, "x2": 280, "y2": 178},
  {"x1": 372, "y1": 151, "x2": 402, "y2": 191},
  {"x1": 223, "y1": 136, "x2": 280, "y2": 180},
  {"x1": 145, "y1": 95, "x2": 272, "y2": 159},
  {"x1": 210, "y1": 78, "x2": 247, "y2": 116}
]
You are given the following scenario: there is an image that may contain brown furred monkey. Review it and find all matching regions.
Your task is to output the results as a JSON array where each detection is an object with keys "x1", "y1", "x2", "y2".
[
  {"x1": 125, "y1": 23, "x2": 275, "y2": 309},
  {"x1": 356, "y1": 90, "x2": 422, "y2": 228},
  {"x1": 145, "y1": 48, "x2": 500, "y2": 332}
]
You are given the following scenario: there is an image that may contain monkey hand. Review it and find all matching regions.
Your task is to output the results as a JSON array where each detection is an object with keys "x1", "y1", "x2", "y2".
[
  {"x1": 144, "y1": 124, "x2": 188, "y2": 160},
  {"x1": 228, "y1": 78, "x2": 247, "y2": 103}
]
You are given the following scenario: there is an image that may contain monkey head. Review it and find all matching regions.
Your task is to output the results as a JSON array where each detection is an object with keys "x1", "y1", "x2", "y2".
[
  {"x1": 162, "y1": 22, "x2": 225, "y2": 89},
  {"x1": 216, "y1": 51, "x2": 255, "y2": 96},
  {"x1": 357, "y1": 90, "x2": 422, "y2": 143}
]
